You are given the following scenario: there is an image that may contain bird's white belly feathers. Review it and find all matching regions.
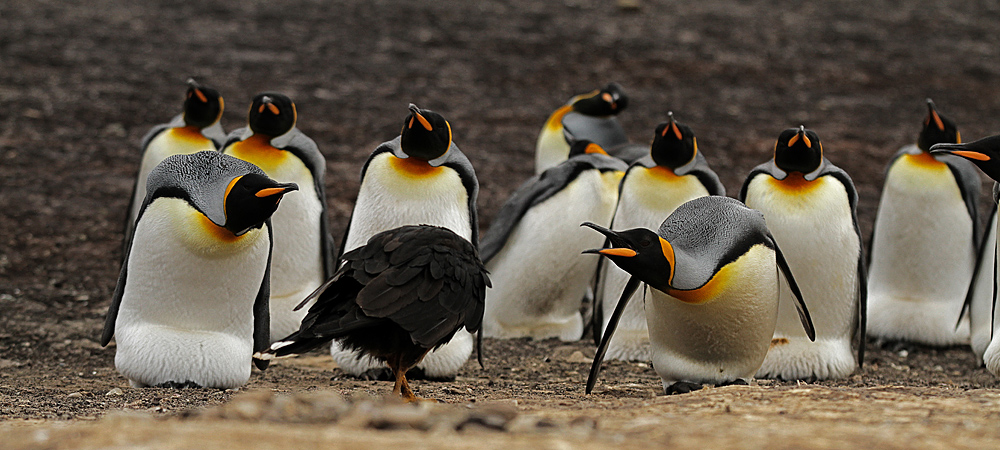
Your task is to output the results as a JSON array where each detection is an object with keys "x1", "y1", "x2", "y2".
[
  {"x1": 744, "y1": 174, "x2": 859, "y2": 380},
  {"x1": 646, "y1": 244, "x2": 778, "y2": 385},
  {"x1": 130, "y1": 129, "x2": 216, "y2": 226},
  {"x1": 535, "y1": 125, "x2": 571, "y2": 175},
  {"x1": 115, "y1": 198, "x2": 269, "y2": 388},
  {"x1": 868, "y1": 151, "x2": 973, "y2": 345},
  {"x1": 345, "y1": 152, "x2": 471, "y2": 250},
  {"x1": 484, "y1": 170, "x2": 622, "y2": 341},
  {"x1": 599, "y1": 167, "x2": 711, "y2": 361}
]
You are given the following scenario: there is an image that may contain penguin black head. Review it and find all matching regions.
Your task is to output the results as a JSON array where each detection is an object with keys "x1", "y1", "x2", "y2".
[
  {"x1": 650, "y1": 112, "x2": 697, "y2": 169},
  {"x1": 223, "y1": 173, "x2": 298, "y2": 236},
  {"x1": 571, "y1": 83, "x2": 628, "y2": 116},
  {"x1": 582, "y1": 222, "x2": 673, "y2": 292},
  {"x1": 917, "y1": 99, "x2": 960, "y2": 152},
  {"x1": 773, "y1": 126, "x2": 823, "y2": 175},
  {"x1": 400, "y1": 103, "x2": 452, "y2": 160},
  {"x1": 247, "y1": 92, "x2": 297, "y2": 138},
  {"x1": 931, "y1": 134, "x2": 1000, "y2": 183},
  {"x1": 183, "y1": 79, "x2": 224, "y2": 129},
  {"x1": 567, "y1": 139, "x2": 610, "y2": 158}
]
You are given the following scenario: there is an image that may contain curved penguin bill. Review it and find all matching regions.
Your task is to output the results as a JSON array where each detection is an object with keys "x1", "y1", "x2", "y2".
[
  {"x1": 579, "y1": 221, "x2": 816, "y2": 394},
  {"x1": 931, "y1": 135, "x2": 1000, "y2": 183},
  {"x1": 400, "y1": 103, "x2": 453, "y2": 161}
]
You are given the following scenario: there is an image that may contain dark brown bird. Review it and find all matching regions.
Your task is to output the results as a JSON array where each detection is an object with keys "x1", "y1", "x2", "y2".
[{"x1": 255, "y1": 225, "x2": 490, "y2": 401}]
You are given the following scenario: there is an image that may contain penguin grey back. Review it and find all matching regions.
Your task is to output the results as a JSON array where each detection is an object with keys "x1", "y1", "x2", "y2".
[
  {"x1": 659, "y1": 196, "x2": 772, "y2": 290},
  {"x1": 142, "y1": 151, "x2": 266, "y2": 227}
]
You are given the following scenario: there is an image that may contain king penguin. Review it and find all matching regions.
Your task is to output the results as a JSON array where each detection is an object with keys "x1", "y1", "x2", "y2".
[
  {"x1": 930, "y1": 133, "x2": 1000, "y2": 376},
  {"x1": 535, "y1": 83, "x2": 629, "y2": 174},
  {"x1": 740, "y1": 126, "x2": 866, "y2": 380},
  {"x1": 221, "y1": 92, "x2": 334, "y2": 342},
  {"x1": 102, "y1": 151, "x2": 297, "y2": 389},
  {"x1": 594, "y1": 113, "x2": 725, "y2": 361},
  {"x1": 335, "y1": 103, "x2": 480, "y2": 381},
  {"x1": 258, "y1": 225, "x2": 490, "y2": 402},
  {"x1": 124, "y1": 78, "x2": 225, "y2": 247},
  {"x1": 582, "y1": 196, "x2": 816, "y2": 395},
  {"x1": 867, "y1": 99, "x2": 980, "y2": 346},
  {"x1": 966, "y1": 205, "x2": 998, "y2": 363},
  {"x1": 480, "y1": 140, "x2": 626, "y2": 341}
]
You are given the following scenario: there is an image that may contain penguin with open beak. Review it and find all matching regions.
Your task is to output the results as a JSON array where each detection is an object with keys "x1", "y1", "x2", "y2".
[{"x1": 582, "y1": 195, "x2": 815, "y2": 395}]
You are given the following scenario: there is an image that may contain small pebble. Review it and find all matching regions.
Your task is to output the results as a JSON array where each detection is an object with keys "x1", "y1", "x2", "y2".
[{"x1": 106, "y1": 387, "x2": 124, "y2": 396}]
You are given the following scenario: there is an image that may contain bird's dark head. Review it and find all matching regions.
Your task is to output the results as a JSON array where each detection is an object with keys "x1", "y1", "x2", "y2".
[
  {"x1": 650, "y1": 112, "x2": 697, "y2": 169},
  {"x1": 571, "y1": 83, "x2": 628, "y2": 116},
  {"x1": 773, "y1": 126, "x2": 823, "y2": 175},
  {"x1": 223, "y1": 173, "x2": 298, "y2": 236},
  {"x1": 567, "y1": 139, "x2": 610, "y2": 158},
  {"x1": 182, "y1": 78, "x2": 224, "y2": 129},
  {"x1": 248, "y1": 92, "x2": 297, "y2": 137},
  {"x1": 931, "y1": 134, "x2": 1000, "y2": 183},
  {"x1": 582, "y1": 222, "x2": 674, "y2": 292},
  {"x1": 918, "y1": 99, "x2": 960, "y2": 151},
  {"x1": 400, "y1": 103, "x2": 452, "y2": 161}
]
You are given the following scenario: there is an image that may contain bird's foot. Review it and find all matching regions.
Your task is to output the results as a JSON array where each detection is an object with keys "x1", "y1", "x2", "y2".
[
  {"x1": 664, "y1": 381, "x2": 703, "y2": 395},
  {"x1": 717, "y1": 379, "x2": 749, "y2": 387},
  {"x1": 353, "y1": 367, "x2": 455, "y2": 382}
]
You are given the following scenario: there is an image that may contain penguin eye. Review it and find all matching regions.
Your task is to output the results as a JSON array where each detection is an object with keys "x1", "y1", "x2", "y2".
[{"x1": 639, "y1": 238, "x2": 652, "y2": 248}]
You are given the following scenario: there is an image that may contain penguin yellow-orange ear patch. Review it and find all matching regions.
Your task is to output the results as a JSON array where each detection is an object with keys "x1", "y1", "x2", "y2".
[
  {"x1": 585, "y1": 143, "x2": 608, "y2": 155},
  {"x1": 659, "y1": 237, "x2": 676, "y2": 284}
]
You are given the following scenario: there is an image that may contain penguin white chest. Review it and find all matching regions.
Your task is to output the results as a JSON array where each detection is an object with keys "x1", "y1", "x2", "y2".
[
  {"x1": 599, "y1": 167, "x2": 712, "y2": 360},
  {"x1": 744, "y1": 175, "x2": 859, "y2": 339},
  {"x1": 130, "y1": 128, "x2": 216, "y2": 226},
  {"x1": 345, "y1": 152, "x2": 471, "y2": 251},
  {"x1": 645, "y1": 244, "x2": 779, "y2": 385},
  {"x1": 115, "y1": 197, "x2": 270, "y2": 388},
  {"x1": 483, "y1": 170, "x2": 622, "y2": 341},
  {"x1": 867, "y1": 150, "x2": 974, "y2": 345}
]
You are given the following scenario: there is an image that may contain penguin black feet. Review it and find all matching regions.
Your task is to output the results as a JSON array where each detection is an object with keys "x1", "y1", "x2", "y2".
[
  {"x1": 664, "y1": 381, "x2": 704, "y2": 395},
  {"x1": 717, "y1": 379, "x2": 749, "y2": 387},
  {"x1": 154, "y1": 380, "x2": 203, "y2": 389}
]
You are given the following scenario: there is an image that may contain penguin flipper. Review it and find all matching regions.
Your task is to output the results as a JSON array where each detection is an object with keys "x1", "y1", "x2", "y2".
[
  {"x1": 436, "y1": 143, "x2": 481, "y2": 247},
  {"x1": 586, "y1": 275, "x2": 641, "y2": 394},
  {"x1": 773, "y1": 240, "x2": 816, "y2": 341},
  {"x1": 960, "y1": 202, "x2": 997, "y2": 330},
  {"x1": 101, "y1": 256, "x2": 129, "y2": 347},
  {"x1": 252, "y1": 222, "x2": 274, "y2": 371}
]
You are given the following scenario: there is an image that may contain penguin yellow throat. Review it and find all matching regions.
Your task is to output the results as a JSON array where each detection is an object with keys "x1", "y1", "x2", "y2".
[
  {"x1": 647, "y1": 165, "x2": 681, "y2": 180},
  {"x1": 169, "y1": 125, "x2": 212, "y2": 145},
  {"x1": 766, "y1": 172, "x2": 818, "y2": 194},
  {"x1": 904, "y1": 151, "x2": 947, "y2": 169},
  {"x1": 543, "y1": 104, "x2": 573, "y2": 131},
  {"x1": 227, "y1": 134, "x2": 288, "y2": 172},
  {"x1": 197, "y1": 214, "x2": 244, "y2": 243},
  {"x1": 390, "y1": 154, "x2": 444, "y2": 177},
  {"x1": 665, "y1": 263, "x2": 732, "y2": 304}
]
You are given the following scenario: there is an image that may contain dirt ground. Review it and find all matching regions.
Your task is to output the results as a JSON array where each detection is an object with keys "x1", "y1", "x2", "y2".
[{"x1": 3, "y1": 0, "x2": 1000, "y2": 448}]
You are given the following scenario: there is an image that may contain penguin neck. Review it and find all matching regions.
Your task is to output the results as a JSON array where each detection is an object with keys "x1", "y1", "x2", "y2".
[
  {"x1": 767, "y1": 171, "x2": 819, "y2": 193},
  {"x1": 227, "y1": 134, "x2": 288, "y2": 171},
  {"x1": 543, "y1": 104, "x2": 574, "y2": 132},
  {"x1": 170, "y1": 125, "x2": 213, "y2": 144},
  {"x1": 390, "y1": 154, "x2": 444, "y2": 178},
  {"x1": 663, "y1": 256, "x2": 732, "y2": 304},
  {"x1": 904, "y1": 150, "x2": 946, "y2": 169},
  {"x1": 647, "y1": 165, "x2": 681, "y2": 180}
]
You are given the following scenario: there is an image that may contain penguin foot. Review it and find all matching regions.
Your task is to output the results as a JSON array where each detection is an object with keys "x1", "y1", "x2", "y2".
[
  {"x1": 717, "y1": 379, "x2": 749, "y2": 387},
  {"x1": 664, "y1": 381, "x2": 703, "y2": 395},
  {"x1": 154, "y1": 380, "x2": 203, "y2": 389},
  {"x1": 351, "y1": 367, "x2": 456, "y2": 382}
]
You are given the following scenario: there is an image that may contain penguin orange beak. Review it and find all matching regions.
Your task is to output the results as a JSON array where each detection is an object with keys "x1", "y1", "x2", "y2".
[
  {"x1": 408, "y1": 103, "x2": 433, "y2": 131},
  {"x1": 255, "y1": 183, "x2": 299, "y2": 198},
  {"x1": 930, "y1": 145, "x2": 990, "y2": 161},
  {"x1": 581, "y1": 222, "x2": 636, "y2": 257}
]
